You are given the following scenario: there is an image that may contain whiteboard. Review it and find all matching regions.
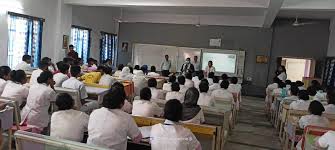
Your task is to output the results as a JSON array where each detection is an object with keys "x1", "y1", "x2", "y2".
[{"x1": 177, "y1": 47, "x2": 201, "y2": 72}]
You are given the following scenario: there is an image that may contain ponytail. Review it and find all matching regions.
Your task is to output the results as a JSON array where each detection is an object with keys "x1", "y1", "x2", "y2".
[
  {"x1": 0, "y1": 66, "x2": 11, "y2": 80},
  {"x1": 10, "y1": 70, "x2": 26, "y2": 83},
  {"x1": 37, "y1": 71, "x2": 53, "y2": 84}
]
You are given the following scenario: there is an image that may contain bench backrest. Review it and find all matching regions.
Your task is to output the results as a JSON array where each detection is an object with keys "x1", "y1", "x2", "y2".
[{"x1": 54, "y1": 87, "x2": 82, "y2": 110}]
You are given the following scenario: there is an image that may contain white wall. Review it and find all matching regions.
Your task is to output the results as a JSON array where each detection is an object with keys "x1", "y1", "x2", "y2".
[
  {"x1": 328, "y1": 18, "x2": 335, "y2": 56},
  {"x1": 0, "y1": 0, "x2": 72, "y2": 66},
  {"x1": 72, "y1": 6, "x2": 119, "y2": 61}
]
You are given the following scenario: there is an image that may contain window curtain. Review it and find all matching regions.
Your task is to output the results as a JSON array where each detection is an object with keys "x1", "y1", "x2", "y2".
[
  {"x1": 70, "y1": 26, "x2": 91, "y2": 63},
  {"x1": 323, "y1": 58, "x2": 335, "y2": 87},
  {"x1": 7, "y1": 13, "x2": 43, "y2": 68},
  {"x1": 100, "y1": 32, "x2": 117, "y2": 65}
]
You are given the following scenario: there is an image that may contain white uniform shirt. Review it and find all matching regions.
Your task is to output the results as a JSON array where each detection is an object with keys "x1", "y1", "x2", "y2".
[
  {"x1": 132, "y1": 75, "x2": 147, "y2": 96},
  {"x1": 193, "y1": 61, "x2": 201, "y2": 71},
  {"x1": 29, "y1": 69, "x2": 43, "y2": 85},
  {"x1": 51, "y1": 109, "x2": 89, "y2": 142},
  {"x1": 87, "y1": 108, "x2": 141, "y2": 150},
  {"x1": 0, "y1": 78, "x2": 7, "y2": 95},
  {"x1": 211, "y1": 89, "x2": 234, "y2": 102},
  {"x1": 179, "y1": 85, "x2": 188, "y2": 93},
  {"x1": 198, "y1": 92, "x2": 215, "y2": 107},
  {"x1": 325, "y1": 104, "x2": 335, "y2": 114},
  {"x1": 147, "y1": 72, "x2": 160, "y2": 77},
  {"x1": 113, "y1": 70, "x2": 121, "y2": 77},
  {"x1": 62, "y1": 77, "x2": 88, "y2": 99},
  {"x1": 162, "y1": 83, "x2": 172, "y2": 91},
  {"x1": 313, "y1": 91, "x2": 327, "y2": 101},
  {"x1": 132, "y1": 100, "x2": 162, "y2": 117},
  {"x1": 277, "y1": 72, "x2": 287, "y2": 82},
  {"x1": 181, "y1": 109, "x2": 205, "y2": 124},
  {"x1": 165, "y1": 91, "x2": 184, "y2": 103},
  {"x1": 298, "y1": 114, "x2": 330, "y2": 129},
  {"x1": 160, "y1": 60, "x2": 171, "y2": 71},
  {"x1": 289, "y1": 100, "x2": 311, "y2": 110},
  {"x1": 318, "y1": 131, "x2": 335, "y2": 150},
  {"x1": 99, "y1": 74, "x2": 115, "y2": 87},
  {"x1": 209, "y1": 83, "x2": 220, "y2": 92},
  {"x1": 207, "y1": 78, "x2": 214, "y2": 85},
  {"x1": 205, "y1": 66, "x2": 215, "y2": 76},
  {"x1": 21, "y1": 83, "x2": 56, "y2": 129},
  {"x1": 228, "y1": 84, "x2": 242, "y2": 94},
  {"x1": 150, "y1": 120, "x2": 201, "y2": 150},
  {"x1": 1, "y1": 81, "x2": 29, "y2": 106},
  {"x1": 15, "y1": 61, "x2": 33, "y2": 71},
  {"x1": 185, "y1": 79, "x2": 194, "y2": 88},
  {"x1": 53, "y1": 73, "x2": 69, "y2": 87}
]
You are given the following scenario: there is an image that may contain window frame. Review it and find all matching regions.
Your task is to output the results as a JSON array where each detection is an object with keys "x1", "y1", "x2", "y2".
[
  {"x1": 70, "y1": 25, "x2": 91, "y2": 63},
  {"x1": 100, "y1": 31, "x2": 118, "y2": 66}
]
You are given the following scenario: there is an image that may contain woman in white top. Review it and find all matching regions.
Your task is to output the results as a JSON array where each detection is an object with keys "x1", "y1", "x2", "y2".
[
  {"x1": 132, "y1": 70, "x2": 147, "y2": 96},
  {"x1": 1, "y1": 70, "x2": 29, "y2": 107},
  {"x1": 0, "y1": 66, "x2": 11, "y2": 95},
  {"x1": 204, "y1": 61, "x2": 215, "y2": 77},
  {"x1": 21, "y1": 71, "x2": 56, "y2": 133},
  {"x1": 99, "y1": 66, "x2": 115, "y2": 87},
  {"x1": 119, "y1": 66, "x2": 133, "y2": 81},
  {"x1": 276, "y1": 65, "x2": 287, "y2": 82},
  {"x1": 147, "y1": 66, "x2": 160, "y2": 77},
  {"x1": 198, "y1": 81, "x2": 215, "y2": 107},
  {"x1": 162, "y1": 75, "x2": 176, "y2": 92},
  {"x1": 53, "y1": 62, "x2": 69, "y2": 87},
  {"x1": 211, "y1": 80, "x2": 234, "y2": 103},
  {"x1": 290, "y1": 90, "x2": 311, "y2": 111},
  {"x1": 149, "y1": 99, "x2": 202, "y2": 150},
  {"x1": 181, "y1": 87, "x2": 205, "y2": 124},
  {"x1": 228, "y1": 77, "x2": 241, "y2": 94},
  {"x1": 51, "y1": 93, "x2": 89, "y2": 142},
  {"x1": 177, "y1": 76, "x2": 188, "y2": 93},
  {"x1": 165, "y1": 82, "x2": 184, "y2": 103},
  {"x1": 87, "y1": 87, "x2": 142, "y2": 150},
  {"x1": 148, "y1": 78, "x2": 165, "y2": 99},
  {"x1": 184, "y1": 73, "x2": 194, "y2": 88},
  {"x1": 317, "y1": 131, "x2": 335, "y2": 150},
  {"x1": 324, "y1": 89, "x2": 335, "y2": 114},
  {"x1": 132, "y1": 87, "x2": 162, "y2": 117}
]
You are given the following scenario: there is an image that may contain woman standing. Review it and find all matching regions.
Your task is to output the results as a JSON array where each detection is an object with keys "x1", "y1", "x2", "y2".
[
  {"x1": 276, "y1": 65, "x2": 287, "y2": 82},
  {"x1": 204, "y1": 61, "x2": 215, "y2": 77}
]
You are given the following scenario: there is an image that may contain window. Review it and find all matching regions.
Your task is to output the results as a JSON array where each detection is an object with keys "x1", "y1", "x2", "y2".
[
  {"x1": 7, "y1": 12, "x2": 44, "y2": 68},
  {"x1": 70, "y1": 25, "x2": 91, "y2": 63},
  {"x1": 100, "y1": 32, "x2": 117, "y2": 65}
]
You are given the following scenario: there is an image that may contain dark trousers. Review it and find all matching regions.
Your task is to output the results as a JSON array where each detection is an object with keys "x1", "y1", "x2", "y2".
[{"x1": 162, "y1": 70, "x2": 170, "y2": 77}]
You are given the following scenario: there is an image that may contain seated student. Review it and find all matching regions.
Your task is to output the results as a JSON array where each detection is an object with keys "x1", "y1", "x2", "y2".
[
  {"x1": 133, "y1": 65, "x2": 142, "y2": 74},
  {"x1": 53, "y1": 62, "x2": 70, "y2": 87},
  {"x1": 296, "y1": 81, "x2": 305, "y2": 90},
  {"x1": 1, "y1": 70, "x2": 29, "y2": 106},
  {"x1": 265, "y1": 77, "x2": 281, "y2": 103},
  {"x1": 307, "y1": 86, "x2": 318, "y2": 100},
  {"x1": 0, "y1": 66, "x2": 10, "y2": 95},
  {"x1": 87, "y1": 87, "x2": 142, "y2": 149},
  {"x1": 132, "y1": 87, "x2": 162, "y2": 117},
  {"x1": 51, "y1": 93, "x2": 89, "y2": 142},
  {"x1": 141, "y1": 65, "x2": 148, "y2": 75},
  {"x1": 42, "y1": 57, "x2": 57, "y2": 73},
  {"x1": 178, "y1": 75, "x2": 188, "y2": 93},
  {"x1": 198, "y1": 81, "x2": 215, "y2": 107},
  {"x1": 99, "y1": 67, "x2": 115, "y2": 87},
  {"x1": 21, "y1": 71, "x2": 56, "y2": 133},
  {"x1": 290, "y1": 90, "x2": 311, "y2": 111},
  {"x1": 325, "y1": 88, "x2": 335, "y2": 114},
  {"x1": 228, "y1": 77, "x2": 242, "y2": 94},
  {"x1": 282, "y1": 85, "x2": 300, "y2": 102},
  {"x1": 112, "y1": 82, "x2": 133, "y2": 114},
  {"x1": 119, "y1": 66, "x2": 134, "y2": 81},
  {"x1": 181, "y1": 88, "x2": 205, "y2": 124},
  {"x1": 272, "y1": 82, "x2": 288, "y2": 98},
  {"x1": 80, "y1": 66, "x2": 105, "y2": 84},
  {"x1": 219, "y1": 73, "x2": 229, "y2": 84},
  {"x1": 62, "y1": 66, "x2": 88, "y2": 100},
  {"x1": 15, "y1": 55, "x2": 34, "y2": 71},
  {"x1": 132, "y1": 70, "x2": 147, "y2": 96},
  {"x1": 194, "y1": 72, "x2": 204, "y2": 89},
  {"x1": 148, "y1": 78, "x2": 165, "y2": 99},
  {"x1": 162, "y1": 75, "x2": 176, "y2": 91},
  {"x1": 184, "y1": 73, "x2": 194, "y2": 88},
  {"x1": 149, "y1": 99, "x2": 201, "y2": 150},
  {"x1": 209, "y1": 76, "x2": 220, "y2": 92},
  {"x1": 316, "y1": 130, "x2": 335, "y2": 150},
  {"x1": 192, "y1": 70, "x2": 203, "y2": 82},
  {"x1": 113, "y1": 64, "x2": 124, "y2": 77},
  {"x1": 147, "y1": 66, "x2": 160, "y2": 77},
  {"x1": 207, "y1": 72, "x2": 215, "y2": 85},
  {"x1": 29, "y1": 60, "x2": 49, "y2": 85},
  {"x1": 165, "y1": 82, "x2": 184, "y2": 103},
  {"x1": 82, "y1": 58, "x2": 98, "y2": 72},
  {"x1": 285, "y1": 80, "x2": 292, "y2": 90},
  {"x1": 211, "y1": 80, "x2": 234, "y2": 102}
]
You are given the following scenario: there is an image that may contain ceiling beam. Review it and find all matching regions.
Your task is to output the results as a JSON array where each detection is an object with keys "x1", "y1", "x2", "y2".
[{"x1": 262, "y1": 0, "x2": 284, "y2": 28}]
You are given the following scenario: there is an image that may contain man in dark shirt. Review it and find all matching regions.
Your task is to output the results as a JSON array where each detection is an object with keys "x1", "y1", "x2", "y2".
[{"x1": 67, "y1": 45, "x2": 78, "y2": 60}]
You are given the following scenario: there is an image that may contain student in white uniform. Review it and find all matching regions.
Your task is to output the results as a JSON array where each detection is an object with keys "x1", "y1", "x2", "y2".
[
  {"x1": 99, "y1": 67, "x2": 115, "y2": 87},
  {"x1": 149, "y1": 99, "x2": 202, "y2": 150},
  {"x1": 53, "y1": 62, "x2": 69, "y2": 87},
  {"x1": 147, "y1": 66, "x2": 160, "y2": 77},
  {"x1": 132, "y1": 87, "x2": 162, "y2": 117},
  {"x1": 193, "y1": 72, "x2": 204, "y2": 89},
  {"x1": 228, "y1": 77, "x2": 242, "y2": 94},
  {"x1": 209, "y1": 76, "x2": 220, "y2": 92},
  {"x1": 162, "y1": 75, "x2": 176, "y2": 92},
  {"x1": 207, "y1": 72, "x2": 215, "y2": 85},
  {"x1": 0, "y1": 66, "x2": 11, "y2": 95},
  {"x1": 290, "y1": 90, "x2": 311, "y2": 111},
  {"x1": 87, "y1": 88, "x2": 142, "y2": 149},
  {"x1": 133, "y1": 65, "x2": 142, "y2": 75},
  {"x1": 29, "y1": 60, "x2": 49, "y2": 85},
  {"x1": 132, "y1": 70, "x2": 147, "y2": 96},
  {"x1": 204, "y1": 60, "x2": 215, "y2": 77},
  {"x1": 42, "y1": 57, "x2": 57, "y2": 73},
  {"x1": 112, "y1": 82, "x2": 133, "y2": 114},
  {"x1": 198, "y1": 81, "x2": 215, "y2": 107},
  {"x1": 15, "y1": 55, "x2": 34, "y2": 71},
  {"x1": 165, "y1": 82, "x2": 184, "y2": 103},
  {"x1": 21, "y1": 71, "x2": 56, "y2": 133},
  {"x1": 272, "y1": 82, "x2": 288, "y2": 98},
  {"x1": 181, "y1": 87, "x2": 205, "y2": 124},
  {"x1": 119, "y1": 66, "x2": 134, "y2": 81},
  {"x1": 316, "y1": 131, "x2": 335, "y2": 150},
  {"x1": 281, "y1": 85, "x2": 300, "y2": 103},
  {"x1": 276, "y1": 65, "x2": 287, "y2": 82},
  {"x1": 325, "y1": 89, "x2": 335, "y2": 114},
  {"x1": 51, "y1": 93, "x2": 89, "y2": 142},
  {"x1": 148, "y1": 78, "x2": 165, "y2": 99},
  {"x1": 62, "y1": 66, "x2": 88, "y2": 100},
  {"x1": 113, "y1": 64, "x2": 124, "y2": 77},
  {"x1": 219, "y1": 74, "x2": 229, "y2": 84},
  {"x1": 178, "y1": 76, "x2": 188, "y2": 93},
  {"x1": 1, "y1": 70, "x2": 29, "y2": 107},
  {"x1": 296, "y1": 81, "x2": 305, "y2": 90},
  {"x1": 184, "y1": 73, "x2": 194, "y2": 88},
  {"x1": 211, "y1": 80, "x2": 234, "y2": 103}
]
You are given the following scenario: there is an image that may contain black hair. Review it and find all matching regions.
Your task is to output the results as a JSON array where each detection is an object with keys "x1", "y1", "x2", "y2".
[
  {"x1": 307, "y1": 86, "x2": 317, "y2": 96},
  {"x1": 102, "y1": 87, "x2": 125, "y2": 109},
  {"x1": 177, "y1": 76, "x2": 186, "y2": 85},
  {"x1": 208, "y1": 72, "x2": 215, "y2": 79},
  {"x1": 56, "y1": 93, "x2": 74, "y2": 110},
  {"x1": 285, "y1": 80, "x2": 292, "y2": 85},
  {"x1": 298, "y1": 90, "x2": 309, "y2": 101},
  {"x1": 112, "y1": 82, "x2": 126, "y2": 98},
  {"x1": 208, "y1": 61, "x2": 213, "y2": 65},
  {"x1": 185, "y1": 73, "x2": 192, "y2": 80},
  {"x1": 198, "y1": 73, "x2": 204, "y2": 80},
  {"x1": 97, "y1": 65, "x2": 105, "y2": 71},
  {"x1": 87, "y1": 58, "x2": 95, "y2": 63},
  {"x1": 164, "y1": 99, "x2": 182, "y2": 122},
  {"x1": 279, "y1": 65, "x2": 286, "y2": 73},
  {"x1": 221, "y1": 74, "x2": 228, "y2": 81},
  {"x1": 148, "y1": 78, "x2": 157, "y2": 88},
  {"x1": 22, "y1": 55, "x2": 31, "y2": 62},
  {"x1": 171, "y1": 82, "x2": 180, "y2": 92},
  {"x1": 69, "y1": 45, "x2": 74, "y2": 48},
  {"x1": 129, "y1": 66, "x2": 133, "y2": 74},
  {"x1": 296, "y1": 81, "x2": 304, "y2": 87},
  {"x1": 10, "y1": 70, "x2": 26, "y2": 83},
  {"x1": 103, "y1": 67, "x2": 113, "y2": 75},
  {"x1": 213, "y1": 76, "x2": 219, "y2": 83},
  {"x1": 308, "y1": 100, "x2": 325, "y2": 116},
  {"x1": 140, "y1": 87, "x2": 151, "y2": 100},
  {"x1": 70, "y1": 66, "x2": 81, "y2": 77},
  {"x1": 39, "y1": 60, "x2": 49, "y2": 70},
  {"x1": 150, "y1": 66, "x2": 156, "y2": 72},
  {"x1": 278, "y1": 82, "x2": 286, "y2": 88},
  {"x1": 200, "y1": 79, "x2": 209, "y2": 85},
  {"x1": 41, "y1": 57, "x2": 51, "y2": 63},
  {"x1": 0, "y1": 66, "x2": 11, "y2": 80},
  {"x1": 37, "y1": 71, "x2": 53, "y2": 84},
  {"x1": 63, "y1": 57, "x2": 74, "y2": 65},
  {"x1": 57, "y1": 62, "x2": 70, "y2": 74},
  {"x1": 220, "y1": 80, "x2": 229, "y2": 89},
  {"x1": 199, "y1": 81, "x2": 209, "y2": 92},
  {"x1": 118, "y1": 64, "x2": 124, "y2": 70},
  {"x1": 134, "y1": 65, "x2": 140, "y2": 70},
  {"x1": 290, "y1": 85, "x2": 299, "y2": 96},
  {"x1": 168, "y1": 75, "x2": 176, "y2": 83},
  {"x1": 230, "y1": 77, "x2": 238, "y2": 84},
  {"x1": 273, "y1": 77, "x2": 281, "y2": 84}
]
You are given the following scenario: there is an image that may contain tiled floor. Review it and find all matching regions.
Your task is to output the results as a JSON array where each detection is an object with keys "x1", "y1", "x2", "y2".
[{"x1": 224, "y1": 96, "x2": 282, "y2": 150}]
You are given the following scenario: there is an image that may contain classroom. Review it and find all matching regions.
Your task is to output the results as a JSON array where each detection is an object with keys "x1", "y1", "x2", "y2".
[{"x1": 0, "y1": 0, "x2": 334, "y2": 150}]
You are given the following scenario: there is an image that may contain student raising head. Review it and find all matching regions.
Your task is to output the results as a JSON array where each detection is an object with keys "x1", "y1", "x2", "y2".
[
  {"x1": 162, "y1": 75, "x2": 176, "y2": 91},
  {"x1": 184, "y1": 73, "x2": 194, "y2": 88},
  {"x1": 149, "y1": 99, "x2": 201, "y2": 150},
  {"x1": 53, "y1": 62, "x2": 70, "y2": 87},
  {"x1": 197, "y1": 81, "x2": 215, "y2": 107},
  {"x1": 0, "y1": 66, "x2": 11, "y2": 95},
  {"x1": 87, "y1": 87, "x2": 142, "y2": 150},
  {"x1": 289, "y1": 90, "x2": 311, "y2": 110},
  {"x1": 178, "y1": 75, "x2": 188, "y2": 93},
  {"x1": 132, "y1": 87, "x2": 162, "y2": 117},
  {"x1": 165, "y1": 82, "x2": 184, "y2": 103},
  {"x1": 1, "y1": 70, "x2": 29, "y2": 106},
  {"x1": 181, "y1": 87, "x2": 205, "y2": 124}
]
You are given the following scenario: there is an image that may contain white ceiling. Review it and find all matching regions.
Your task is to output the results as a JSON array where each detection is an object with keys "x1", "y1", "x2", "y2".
[{"x1": 64, "y1": 0, "x2": 335, "y2": 27}]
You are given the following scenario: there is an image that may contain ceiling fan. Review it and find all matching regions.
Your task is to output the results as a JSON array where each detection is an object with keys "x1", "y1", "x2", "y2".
[{"x1": 292, "y1": 16, "x2": 318, "y2": 27}]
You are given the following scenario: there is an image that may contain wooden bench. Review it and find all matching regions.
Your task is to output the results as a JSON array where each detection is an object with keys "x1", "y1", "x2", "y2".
[{"x1": 54, "y1": 87, "x2": 82, "y2": 110}]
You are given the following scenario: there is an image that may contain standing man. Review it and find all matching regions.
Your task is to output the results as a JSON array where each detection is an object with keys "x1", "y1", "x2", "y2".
[
  {"x1": 193, "y1": 56, "x2": 201, "y2": 76},
  {"x1": 180, "y1": 58, "x2": 194, "y2": 75},
  {"x1": 67, "y1": 45, "x2": 78, "y2": 60},
  {"x1": 160, "y1": 55, "x2": 171, "y2": 77}
]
